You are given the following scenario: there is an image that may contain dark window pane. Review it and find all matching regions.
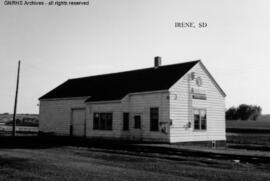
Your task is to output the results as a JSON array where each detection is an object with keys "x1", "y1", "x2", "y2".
[
  {"x1": 123, "y1": 113, "x2": 129, "y2": 130},
  {"x1": 201, "y1": 118, "x2": 206, "y2": 130},
  {"x1": 107, "y1": 113, "x2": 112, "y2": 130},
  {"x1": 107, "y1": 113, "x2": 112, "y2": 120},
  {"x1": 107, "y1": 119, "x2": 112, "y2": 130},
  {"x1": 93, "y1": 113, "x2": 99, "y2": 129},
  {"x1": 194, "y1": 119, "x2": 200, "y2": 130},
  {"x1": 134, "y1": 116, "x2": 141, "y2": 129},
  {"x1": 201, "y1": 110, "x2": 206, "y2": 130},
  {"x1": 194, "y1": 113, "x2": 200, "y2": 130},
  {"x1": 100, "y1": 117, "x2": 106, "y2": 130},
  {"x1": 93, "y1": 112, "x2": 113, "y2": 130},
  {"x1": 150, "y1": 108, "x2": 159, "y2": 131}
]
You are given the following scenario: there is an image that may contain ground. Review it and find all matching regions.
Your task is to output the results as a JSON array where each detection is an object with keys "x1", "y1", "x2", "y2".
[{"x1": 0, "y1": 137, "x2": 270, "y2": 181}]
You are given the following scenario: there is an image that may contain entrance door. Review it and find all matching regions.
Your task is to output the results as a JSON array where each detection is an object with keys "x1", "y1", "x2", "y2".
[{"x1": 71, "y1": 108, "x2": 86, "y2": 137}]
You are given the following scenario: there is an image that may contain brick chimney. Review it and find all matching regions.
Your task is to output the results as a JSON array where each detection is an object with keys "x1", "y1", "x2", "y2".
[{"x1": 154, "y1": 56, "x2": 161, "y2": 68}]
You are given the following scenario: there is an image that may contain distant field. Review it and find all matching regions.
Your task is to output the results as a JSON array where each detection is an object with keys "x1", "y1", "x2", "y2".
[
  {"x1": 0, "y1": 125, "x2": 38, "y2": 132},
  {"x1": 227, "y1": 134, "x2": 270, "y2": 146},
  {"x1": 226, "y1": 115, "x2": 270, "y2": 129},
  {"x1": 0, "y1": 125, "x2": 38, "y2": 137},
  {"x1": 226, "y1": 115, "x2": 270, "y2": 147}
]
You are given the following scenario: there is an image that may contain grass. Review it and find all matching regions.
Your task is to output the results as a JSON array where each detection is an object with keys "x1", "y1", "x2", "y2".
[
  {"x1": 0, "y1": 137, "x2": 270, "y2": 181},
  {"x1": 0, "y1": 146, "x2": 270, "y2": 181},
  {"x1": 0, "y1": 115, "x2": 269, "y2": 180}
]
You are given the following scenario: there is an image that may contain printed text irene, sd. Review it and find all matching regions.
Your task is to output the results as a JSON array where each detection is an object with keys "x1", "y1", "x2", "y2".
[{"x1": 175, "y1": 22, "x2": 207, "y2": 28}]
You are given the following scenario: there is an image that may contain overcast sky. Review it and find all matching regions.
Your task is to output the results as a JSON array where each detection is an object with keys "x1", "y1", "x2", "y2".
[{"x1": 0, "y1": 0, "x2": 269, "y2": 114}]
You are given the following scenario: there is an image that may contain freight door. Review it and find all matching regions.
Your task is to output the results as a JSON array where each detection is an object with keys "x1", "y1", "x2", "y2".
[{"x1": 71, "y1": 108, "x2": 86, "y2": 137}]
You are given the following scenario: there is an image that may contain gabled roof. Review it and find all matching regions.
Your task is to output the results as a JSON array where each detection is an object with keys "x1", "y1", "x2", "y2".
[
  {"x1": 39, "y1": 60, "x2": 200, "y2": 102},
  {"x1": 198, "y1": 61, "x2": 226, "y2": 97}
]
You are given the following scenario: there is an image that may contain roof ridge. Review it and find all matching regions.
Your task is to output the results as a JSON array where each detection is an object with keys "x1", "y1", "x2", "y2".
[{"x1": 69, "y1": 60, "x2": 200, "y2": 81}]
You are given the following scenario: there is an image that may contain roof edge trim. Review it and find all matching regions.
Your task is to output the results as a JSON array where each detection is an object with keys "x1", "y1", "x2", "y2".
[
  {"x1": 39, "y1": 96, "x2": 90, "y2": 101},
  {"x1": 198, "y1": 61, "x2": 226, "y2": 97},
  {"x1": 85, "y1": 90, "x2": 169, "y2": 103},
  {"x1": 127, "y1": 89, "x2": 168, "y2": 97},
  {"x1": 85, "y1": 100, "x2": 121, "y2": 104}
]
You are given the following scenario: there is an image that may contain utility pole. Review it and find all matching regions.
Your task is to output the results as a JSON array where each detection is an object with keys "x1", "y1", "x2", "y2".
[{"x1": 12, "y1": 60, "x2": 21, "y2": 137}]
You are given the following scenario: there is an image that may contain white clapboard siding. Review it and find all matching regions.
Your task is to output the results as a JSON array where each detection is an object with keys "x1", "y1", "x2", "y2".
[
  {"x1": 39, "y1": 99, "x2": 86, "y2": 135},
  {"x1": 86, "y1": 102, "x2": 123, "y2": 138},
  {"x1": 169, "y1": 62, "x2": 226, "y2": 143},
  {"x1": 86, "y1": 92, "x2": 170, "y2": 142},
  {"x1": 39, "y1": 92, "x2": 170, "y2": 142},
  {"x1": 39, "y1": 62, "x2": 225, "y2": 143},
  {"x1": 125, "y1": 92, "x2": 169, "y2": 142}
]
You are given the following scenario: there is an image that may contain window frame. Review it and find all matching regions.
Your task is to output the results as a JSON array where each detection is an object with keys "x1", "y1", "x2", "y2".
[
  {"x1": 193, "y1": 109, "x2": 207, "y2": 131},
  {"x1": 150, "y1": 107, "x2": 159, "y2": 131},
  {"x1": 93, "y1": 112, "x2": 113, "y2": 130}
]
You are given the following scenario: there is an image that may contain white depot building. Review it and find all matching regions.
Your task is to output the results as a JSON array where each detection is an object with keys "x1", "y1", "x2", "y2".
[{"x1": 39, "y1": 57, "x2": 226, "y2": 144}]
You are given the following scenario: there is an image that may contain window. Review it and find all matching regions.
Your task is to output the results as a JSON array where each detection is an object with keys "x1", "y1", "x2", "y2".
[
  {"x1": 123, "y1": 112, "x2": 129, "y2": 130},
  {"x1": 93, "y1": 112, "x2": 112, "y2": 130},
  {"x1": 193, "y1": 109, "x2": 207, "y2": 131},
  {"x1": 150, "y1": 107, "x2": 159, "y2": 131},
  {"x1": 134, "y1": 115, "x2": 141, "y2": 129}
]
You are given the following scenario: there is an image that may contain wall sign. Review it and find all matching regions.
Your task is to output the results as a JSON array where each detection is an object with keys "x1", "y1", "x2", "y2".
[
  {"x1": 192, "y1": 93, "x2": 207, "y2": 100},
  {"x1": 196, "y1": 76, "x2": 203, "y2": 87},
  {"x1": 191, "y1": 88, "x2": 207, "y2": 100}
]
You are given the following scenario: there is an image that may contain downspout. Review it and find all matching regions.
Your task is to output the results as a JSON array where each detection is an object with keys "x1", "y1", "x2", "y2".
[{"x1": 187, "y1": 73, "x2": 192, "y2": 128}]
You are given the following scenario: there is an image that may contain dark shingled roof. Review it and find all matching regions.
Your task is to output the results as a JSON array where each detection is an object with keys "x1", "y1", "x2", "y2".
[{"x1": 39, "y1": 60, "x2": 200, "y2": 102}]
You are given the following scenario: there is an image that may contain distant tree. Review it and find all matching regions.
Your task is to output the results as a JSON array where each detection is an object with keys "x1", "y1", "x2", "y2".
[
  {"x1": 225, "y1": 107, "x2": 238, "y2": 120},
  {"x1": 226, "y1": 104, "x2": 262, "y2": 121},
  {"x1": 248, "y1": 105, "x2": 262, "y2": 121},
  {"x1": 236, "y1": 104, "x2": 250, "y2": 120},
  {"x1": 237, "y1": 104, "x2": 262, "y2": 120}
]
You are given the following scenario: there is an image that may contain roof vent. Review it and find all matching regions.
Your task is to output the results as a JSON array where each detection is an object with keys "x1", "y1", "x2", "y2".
[{"x1": 154, "y1": 56, "x2": 162, "y2": 68}]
